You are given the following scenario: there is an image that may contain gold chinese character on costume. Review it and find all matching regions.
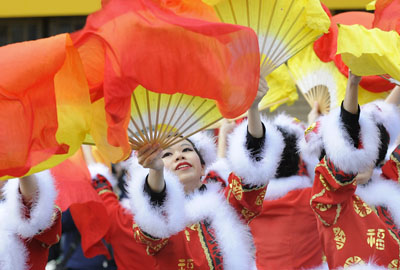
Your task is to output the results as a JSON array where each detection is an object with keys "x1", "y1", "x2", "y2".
[
  {"x1": 230, "y1": 177, "x2": 243, "y2": 201},
  {"x1": 241, "y1": 207, "x2": 256, "y2": 221},
  {"x1": 333, "y1": 227, "x2": 346, "y2": 250},
  {"x1": 178, "y1": 259, "x2": 194, "y2": 270},
  {"x1": 316, "y1": 203, "x2": 332, "y2": 212},
  {"x1": 366, "y1": 229, "x2": 376, "y2": 248},
  {"x1": 255, "y1": 189, "x2": 266, "y2": 206},
  {"x1": 353, "y1": 196, "x2": 372, "y2": 217},
  {"x1": 344, "y1": 256, "x2": 364, "y2": 267},
  {"x1": 389, "y1": 259, "x2": 399, "y2": 269},
  {"x1": 376, "y1": 229, "x2": 385, "y2": 250}
]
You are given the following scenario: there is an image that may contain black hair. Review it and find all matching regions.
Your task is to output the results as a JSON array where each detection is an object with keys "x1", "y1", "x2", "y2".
[
  {"x1": 184, "y1": 138, "x2": 206, "y2": 166},
  {"x1": 376, "y1": 124, "x2": 390, "y2": 167},
  {"x1": 275, "y1": 126, "x2": 301, "y2": 178}
]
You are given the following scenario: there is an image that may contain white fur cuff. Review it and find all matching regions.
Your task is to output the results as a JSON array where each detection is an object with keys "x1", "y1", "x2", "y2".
[
  {"x1": 362, "y1": 100, "x2": 400, "y2": 145},
  {"x1": 128, "y1": 157, "x2": 186, "y2": 238},
  {"x1": 3, "y1": 170, "x2": 58, "y2": 238},
  {"x1": 227, "y1": 117, "x2": 285, "y2": 187},
  {"x1": 321, "y1": 108, "x2": 380, "y2": 174},
  {"x1": 88, "y1": 163, "x2": 117, "y2": 187}
]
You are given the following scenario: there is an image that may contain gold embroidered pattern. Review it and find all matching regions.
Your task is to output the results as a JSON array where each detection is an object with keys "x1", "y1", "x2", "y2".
[
  {"x1": 344, "y1": 256, "x2": 364, "y2": 267},
  {"x1": 353, "y1": 196, "x2": 372, "y2": 217},
  {"x1": 333, "y1": 227, "x2": 346, "y2": 250},
  {"x1": 196, "y1": 223, "x2": 214, "y2": 269},
  {"x1": 366, "y1": 229, "x2": 385, "y2": 250},
  {"x1": 255, "y1": 189, "x2": 266, "y2": 206},
  {"x1": 319, "y1": 173, "x2": 332, "y2": 191},
  {"x1": 132, "y1": 224, "x2": 168, "y2": 255},
  {"x1": 392, "y1": 156, "x2": 400, "y2": 183},
  {"x1": 388, "y1": 259, "x2": 398, "y2": 269},
  {"x1": 305, "y1": 122, "x2": 317, "y2": 137},
  {"x1": 315, "y1": 203, "x2": 332, "y2": 212},
  {"x1": 229, "y1": 176, "x2": 243, "y2": 201},
  {"x1": 310, "y1": 189, "x2": 331, "y2": 226},
  {"x1": 241, "y1": 207, "x2": 257, "y2": 221},
  {"x1": 178, "y1": 258, "x2": 194, "y2": 269}
]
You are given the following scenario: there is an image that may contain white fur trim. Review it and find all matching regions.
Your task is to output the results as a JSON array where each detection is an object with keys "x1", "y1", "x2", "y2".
[
  {"x1": 299, "y1": 120, "x2": 325, "y2": 180},
  {"x1": 265, "y1": 175, "x2": 312, "y2": 200},
  {"x1": 204, "y1": 158, "x2": 231, "y2": 186},
  {"x1": 356, "y1": 169, "x2": 400, "y2": 228},
  {"x1": 189, "y1": 131, "x2": 217, "y2": 168},
  {"x1": 0, "y1": 229, "x2": 27, "y2": 270},
  {"x1": 127, "y1": 156, "x2": 186, "y2": 238},
  {"x1": 184, "y1": 183, "x2": 255, "y2": 270},
  {"x1": 362, "y1": 100, "x2": 400, "y2": 145},
  {"x1": 87, "y1": 163, "x2": 117, "y2": 187},
  {"x1": 272, "y1": 113, "x2": 305, "y2": 141},
  {"x1": 335, "y1": 261, "x2": 388, "y2": 270},
  {"x1": 3, "y1": 171, "x2": 57, "y2": 238},
  {"x1": 227, "y1": 117, "x2": 285, "y2": 186},
  {"x1": 321, "y1": 108, "x2": 380, "y2": 174}
]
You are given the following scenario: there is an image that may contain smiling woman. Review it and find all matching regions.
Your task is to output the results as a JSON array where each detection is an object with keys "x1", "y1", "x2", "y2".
[{"x1": 84, "y1": 77, "x2": 288, "y2": 270}]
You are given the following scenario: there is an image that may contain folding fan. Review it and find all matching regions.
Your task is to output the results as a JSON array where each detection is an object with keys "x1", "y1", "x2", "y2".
[
  {"x1": 75, "y1": 0, "x2": 260, "y2": 161},
  {"x1": 204, "y1": 0, "x2": 330, "y2": 77},
  {"x1": 287, "y1": 45, "x2": 345, "y2": 114},
  {"x1": 337, "y1": 24, "x2": 400, "y2": 85},
  {"x1": 313, "y1": 10, "x2": 396, "y2": 93},
  {"x1": 127, "y1": 86, "x2": 223, "y2": 150}
]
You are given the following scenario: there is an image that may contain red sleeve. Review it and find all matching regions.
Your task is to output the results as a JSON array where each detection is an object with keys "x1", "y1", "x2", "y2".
[
  {"x1": 381, "y1": 144, "x2": 400, "y2": 182},
  {"x1": 225, "y1": 172, "x2": 266, "y2": 224},
  {"x1": 310, "y1": 157, "x2": 357, "y2": 227},
  {"x1": 33, "y1": 206, "x2": 62, "y2": 246}
]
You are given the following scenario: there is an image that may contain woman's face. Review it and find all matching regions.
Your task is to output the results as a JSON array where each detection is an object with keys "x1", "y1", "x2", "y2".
[{"x1": 161, "y1": 139, "x2": 205, "y2": 193}]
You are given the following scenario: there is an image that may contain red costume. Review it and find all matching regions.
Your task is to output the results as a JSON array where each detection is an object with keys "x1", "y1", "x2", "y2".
[
  {"x1": 0, "y1": 171, "x2": 60, "y2": 270},
  {"x1": 249, "y1": 114, "x2": 325, "y2": 270},
  {"x1": 310, "y1": 103, "x2": 400, "y2": 269}
]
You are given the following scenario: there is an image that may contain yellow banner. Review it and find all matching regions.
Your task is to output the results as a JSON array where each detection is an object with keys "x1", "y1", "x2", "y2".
[
  {"x1": 321, "y1": 0, "x2": 371, "y2": 10},
  {"x1": 0, "y1": 0, "x2": 101, "y2": 18}
]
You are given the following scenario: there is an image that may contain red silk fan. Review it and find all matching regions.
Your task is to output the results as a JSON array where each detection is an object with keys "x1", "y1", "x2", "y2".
[{"x1": 74, "y1": 0, "x2": 260, "y2": 161}]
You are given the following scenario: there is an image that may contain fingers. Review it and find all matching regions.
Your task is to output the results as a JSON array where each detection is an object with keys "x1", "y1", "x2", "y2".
[{"x1": 137, "y1": 144, "x2": 163, "y2": 168}]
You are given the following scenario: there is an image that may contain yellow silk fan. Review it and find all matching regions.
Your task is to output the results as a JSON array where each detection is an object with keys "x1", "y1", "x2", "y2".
[
  {"x1": 127, "y1": 86, "x2": 223, "y2": 150},
  {"x1": 337, "y1": 24, "x2": 400, "y2": 84},
  {"x1": 204, "y1": 0, "x2": 330, "y2": 77},
  {"x1": 287, "y1": 45, "x2": 345, "y2": 114}
]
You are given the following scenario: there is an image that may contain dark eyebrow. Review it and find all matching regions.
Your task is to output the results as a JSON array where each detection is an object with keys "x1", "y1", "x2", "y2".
[
  {"x1": 164, "y1": 143, "x2": 192, "y2": 151},
  {"x1": 180, "y1": 143, "x2": 192, "y2": 147}
]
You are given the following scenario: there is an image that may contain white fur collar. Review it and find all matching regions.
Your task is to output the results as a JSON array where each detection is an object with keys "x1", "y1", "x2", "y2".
[
  {"x1": 321, "y1": 108, "x2": 379, "y2": 174},
  {"x1": 128, "y1": 156, "x2": 256, "y2": 269},
  {"x1": 356, "y1": 169, "x2": 400, "y2": 228},
  {"x1": 0, "y1": 228, "x2": 28, "y2": 270},
  {"x1": 227, "y1": 116, "x2": 285, "y2": 186},
  {"x1": 265, "y1": 175, "x2": 312, "y2": 200},
  {"x1": 127, "y1": 156, "x2": 186, "y2": 238},
  {"x1": 184, "y1": 183, "x2": 256, "y2": 270}
]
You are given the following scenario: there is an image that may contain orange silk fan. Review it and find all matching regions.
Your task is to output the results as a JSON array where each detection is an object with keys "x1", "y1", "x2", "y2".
[
  {"x1": 0, "y1": 34, "x2": 91, "y2": 179},
  {"x1": 74, "y1": 0, "x2": 260, "y2": 160},
  {"x1": 204, "y1": 0, "x2": 330, "y2": 77}
]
